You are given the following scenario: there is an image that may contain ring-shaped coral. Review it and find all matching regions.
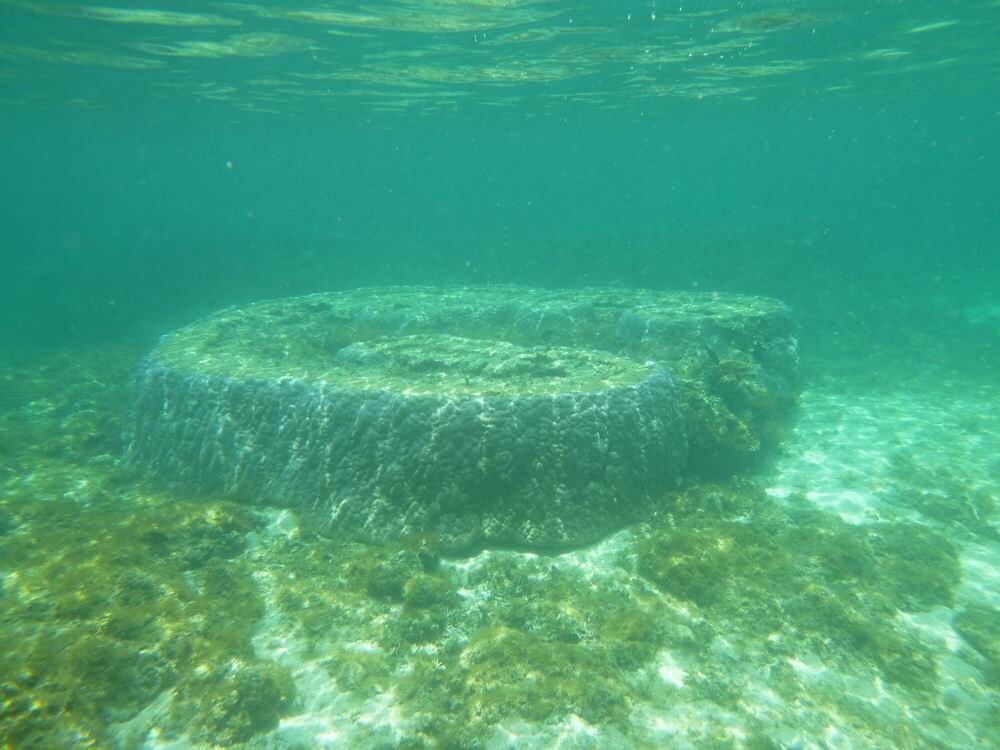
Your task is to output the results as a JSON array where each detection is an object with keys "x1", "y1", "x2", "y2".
[{"x1": 125, "y1": 286, "x2": 799, "y2": 551}]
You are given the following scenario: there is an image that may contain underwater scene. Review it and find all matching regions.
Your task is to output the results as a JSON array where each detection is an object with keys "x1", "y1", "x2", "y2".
[{"x1": 1, "y1": 1, "x2": 999, "y2": 748}]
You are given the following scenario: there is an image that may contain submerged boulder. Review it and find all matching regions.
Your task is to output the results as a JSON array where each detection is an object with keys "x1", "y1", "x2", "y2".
[{"x1": 125, "y1": 286, "x2": 799, "y2": 550}]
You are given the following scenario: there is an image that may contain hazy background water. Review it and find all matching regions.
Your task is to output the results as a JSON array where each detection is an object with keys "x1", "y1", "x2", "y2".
[{"x1": 1, "y1": 0, "x2": 997, "y2": 369}]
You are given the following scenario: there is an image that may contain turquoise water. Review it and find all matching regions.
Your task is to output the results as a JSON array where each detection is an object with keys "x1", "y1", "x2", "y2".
[
  {"x1": 1, "y1": 1, "x2": 999, "y2": 748},
  {"x1": 2, "y1": 0, "x2": 998, "y2": 357}
]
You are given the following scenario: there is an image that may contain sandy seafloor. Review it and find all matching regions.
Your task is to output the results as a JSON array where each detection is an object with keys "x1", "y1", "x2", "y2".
[{"x1": 1, "y1": 345, "x2": 998, "y2": 749}]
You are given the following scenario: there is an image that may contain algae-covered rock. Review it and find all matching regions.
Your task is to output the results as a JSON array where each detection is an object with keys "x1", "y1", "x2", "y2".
[
  {"x1": 953, "y1": 605, "x2": 1000, "y2": 686},
  {"x1": 126, "y1": 286, "x2": 799, "y2": 550},
  {"x1": 170, "y1": 661, "x2": 296, "y2": 745},
  {"x1": 633, "y1": 491, "x2": 959, "y2": 693},
  {"x1": 0, "y1": 485, "x2": 283, "y2": 748}
]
